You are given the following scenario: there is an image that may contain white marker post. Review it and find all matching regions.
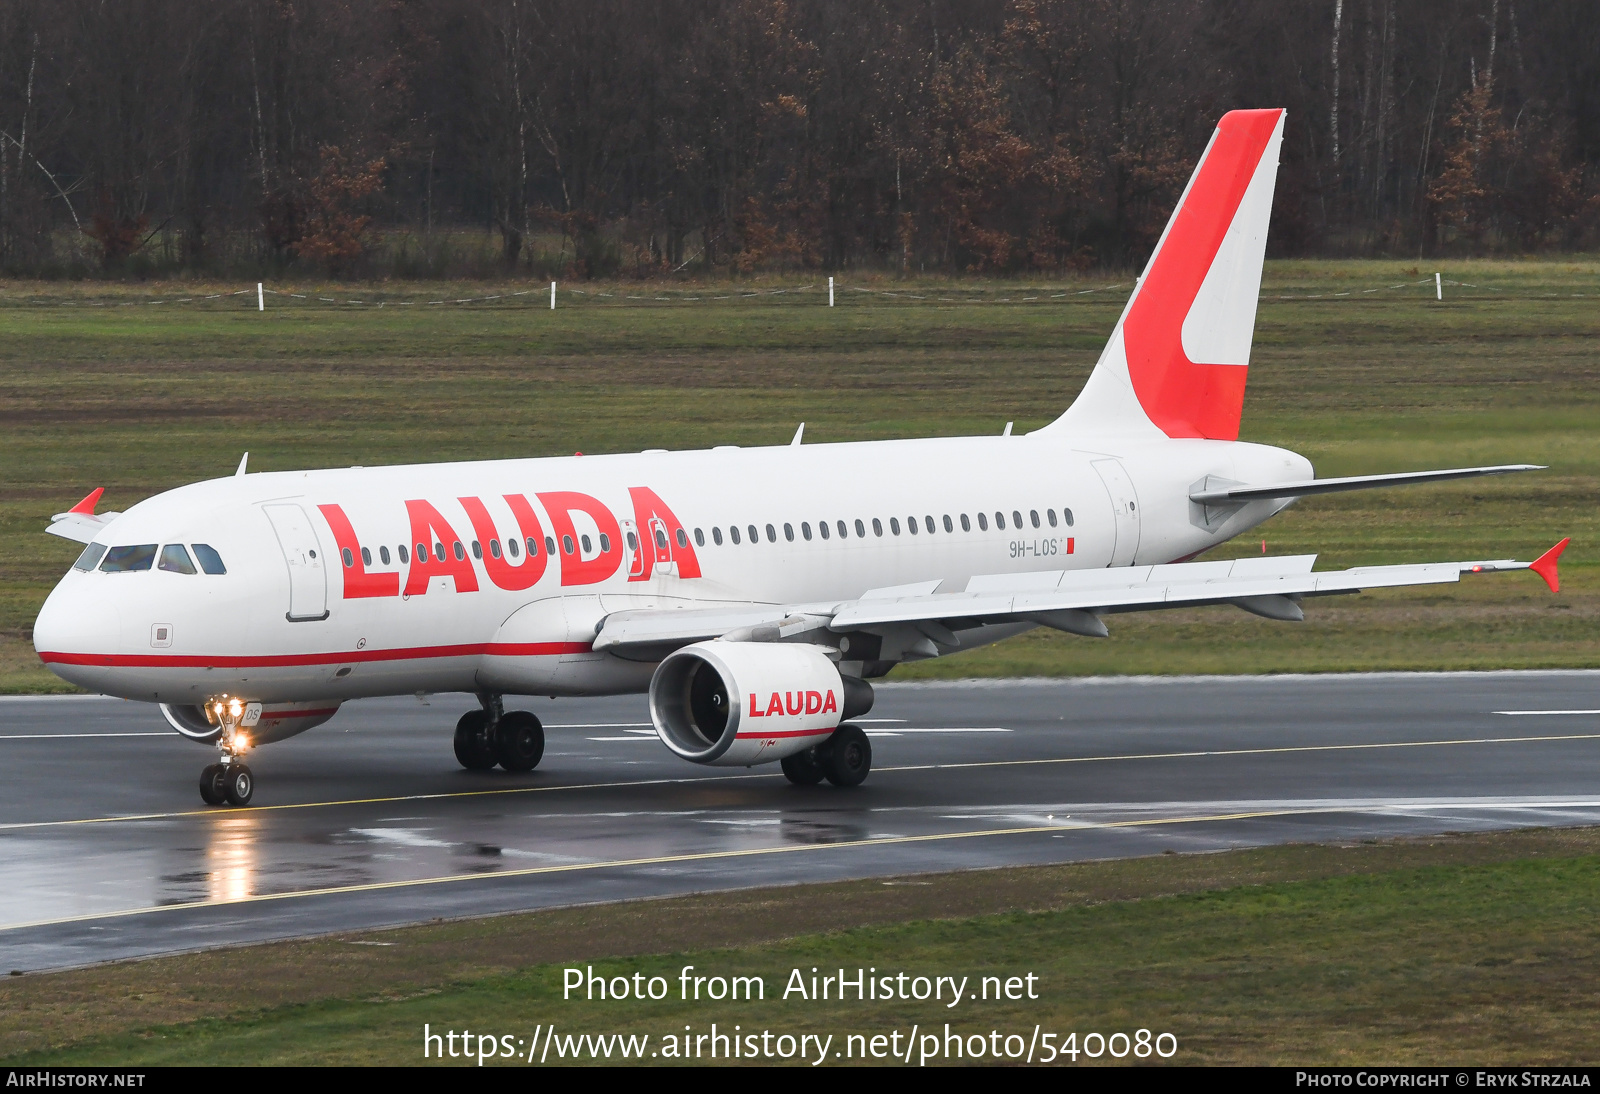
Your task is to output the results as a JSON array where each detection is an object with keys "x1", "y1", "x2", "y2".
[
  {"x1": 550, "y1": 281, "x2": 556, "y2": 310},
  {"x1": 257, "y1": 283, "x2": 264, "y2": 311},
  {"x1": 1435, "y1": 272, "x2": 1442, "y2": 300},
  {"x1": 828, "y1": 276, "x2": 834, "y2": 307}
]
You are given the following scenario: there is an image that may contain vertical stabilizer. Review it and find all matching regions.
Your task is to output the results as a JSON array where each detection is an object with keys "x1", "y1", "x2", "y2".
[{"x1": 1039, "y1": 108, "x2": 1284, "y2": 441}]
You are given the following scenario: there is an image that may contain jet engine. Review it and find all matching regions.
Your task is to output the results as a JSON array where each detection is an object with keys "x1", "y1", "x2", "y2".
[{"x1": 649, "y1": 641, "x2": 873, "y2": 766}]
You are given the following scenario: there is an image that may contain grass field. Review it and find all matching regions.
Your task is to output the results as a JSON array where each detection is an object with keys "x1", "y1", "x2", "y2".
[
  {"x1": 5, "y1": 827, "x2": 1600, "y2": 1065},
  {"x1": 1, "y1": 258, "x2": 1596, "y2": 691}
]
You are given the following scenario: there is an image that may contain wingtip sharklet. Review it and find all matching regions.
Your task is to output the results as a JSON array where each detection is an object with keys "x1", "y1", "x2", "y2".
[
  {"x1": 1529, "y1": 537, "x2": 1570, "y2": 593},
  {"x1": 66, "y1": 487, "x2": 103, "y2": 516}
]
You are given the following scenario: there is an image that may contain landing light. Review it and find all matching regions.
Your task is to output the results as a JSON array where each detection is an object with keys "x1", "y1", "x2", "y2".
[{"x1": 229, "y1": 698, "x2": 243, "y2": 719}]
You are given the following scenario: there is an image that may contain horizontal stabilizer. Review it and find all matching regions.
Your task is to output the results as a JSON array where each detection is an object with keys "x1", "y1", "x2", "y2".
[{"x1": 1189, "y1": 464, "x2": 1543, "y2": 504}]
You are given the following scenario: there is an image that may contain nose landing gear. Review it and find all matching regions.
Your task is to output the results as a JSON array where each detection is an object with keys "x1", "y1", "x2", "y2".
[
  {"x1": 454, "y1": 694, "x2": 545, "y2": 773},
  {"x1": 196, "y1": 694, "x2": 256, "y2": 807}
]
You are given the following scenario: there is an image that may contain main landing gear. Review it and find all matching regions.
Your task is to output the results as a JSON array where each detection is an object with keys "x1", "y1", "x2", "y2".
[
  {"x1": 781, "y1": 724, "x2": 872, "y2": 788},
  {"x1": 197, "y1": 694, "x2": 255, "y2": 807},
  {"x1": 454, "y1": 695, "x2": 545, "y2": 773}
]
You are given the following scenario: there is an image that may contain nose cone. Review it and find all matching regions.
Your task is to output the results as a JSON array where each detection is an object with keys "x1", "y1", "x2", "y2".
[{"x1": 33, "y1": 576, "x2": 119, "y2": 690}]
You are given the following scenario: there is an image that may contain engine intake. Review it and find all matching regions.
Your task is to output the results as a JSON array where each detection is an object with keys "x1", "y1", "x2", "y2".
[{"x1": 650, "y1": 641, "x2": 871, "y2": 766}]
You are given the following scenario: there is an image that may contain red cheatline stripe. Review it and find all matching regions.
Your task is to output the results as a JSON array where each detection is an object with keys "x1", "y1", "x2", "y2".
[
  {"x1": 37, "y1": 641, "x2": 592, "y2": 670},
  {"x1": 734, "y1": 727, "x2": 836, "y2": 740},
  {"x1": 258, "y1": 708, "x2": 341, "y2": 720}
]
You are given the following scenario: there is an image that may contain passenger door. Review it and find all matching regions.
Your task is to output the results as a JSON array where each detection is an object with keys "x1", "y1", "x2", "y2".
[{"x1": 263, "y1": 503, "x2": 329, "y2": 621}]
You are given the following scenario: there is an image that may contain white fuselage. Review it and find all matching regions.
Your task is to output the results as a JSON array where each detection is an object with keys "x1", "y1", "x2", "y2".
[{"x1": 33, "y1": 432, "x2": 1310, "y2": 709}]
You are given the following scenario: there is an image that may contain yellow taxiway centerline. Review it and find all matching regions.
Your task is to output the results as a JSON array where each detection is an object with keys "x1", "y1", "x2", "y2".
[
  {"x1": 0, "y1": 731, "x2": 1596, "y2": 835},
  {"x1": 0, "y1": 805, "x2": 1315, "y2": 934}
]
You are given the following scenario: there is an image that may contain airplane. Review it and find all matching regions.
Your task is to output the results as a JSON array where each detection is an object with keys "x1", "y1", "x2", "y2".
[{"x1": 32, "y1": 108, "x2": 1568, "y2": 808}]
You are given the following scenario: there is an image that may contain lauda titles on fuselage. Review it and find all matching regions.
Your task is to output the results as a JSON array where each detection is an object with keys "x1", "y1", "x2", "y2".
[{"x1": 32, "y1": 108, "x2": 1562, "y2": 807}]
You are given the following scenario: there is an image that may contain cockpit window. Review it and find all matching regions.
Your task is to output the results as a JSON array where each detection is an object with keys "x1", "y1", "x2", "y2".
[
  {"x1": 191, "y1": 543, "x2": 227, "y2": 575},
  {"x1": 73, "y1": 542, "x2": 108, "y2": 572},
  {"x1": 158, "y1": 544, "x2": 197, "y2": 574},
  {"x1": 100, "y1": 544, "x2": 157, "y2": 572}
]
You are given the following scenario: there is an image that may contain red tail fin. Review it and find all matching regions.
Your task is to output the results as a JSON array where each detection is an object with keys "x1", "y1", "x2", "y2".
[{"x1": 1044, "y1": 109, "x2": 1285, "y2": 441}]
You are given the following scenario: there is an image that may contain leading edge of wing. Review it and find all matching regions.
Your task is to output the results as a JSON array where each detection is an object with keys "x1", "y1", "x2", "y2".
[{"x1": 827, "y1": 546, "x2": 1561, "y2": 630}]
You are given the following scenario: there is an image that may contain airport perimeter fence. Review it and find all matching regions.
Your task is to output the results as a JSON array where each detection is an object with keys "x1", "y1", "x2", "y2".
[{"x1": 0, "y1": 273, "x2": 1591, "y2": 311}]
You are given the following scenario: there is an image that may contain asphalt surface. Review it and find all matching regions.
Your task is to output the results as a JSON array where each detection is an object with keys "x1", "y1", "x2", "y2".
[{"x1": 2, "y1": 671, "x2": 1599, "y2": 972}]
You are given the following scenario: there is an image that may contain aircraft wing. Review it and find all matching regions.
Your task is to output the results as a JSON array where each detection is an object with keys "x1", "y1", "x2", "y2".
[
  {"x1": 592, "y1": 540, "x2": 1569, "y2": 659},
  {"x1": 45, "y1": 488, "x2": 121, "y2": 544}
]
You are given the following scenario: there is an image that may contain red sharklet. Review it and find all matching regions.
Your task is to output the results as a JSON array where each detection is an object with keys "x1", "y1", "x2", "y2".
[
  {"x1": 1529, "y1": 537, "x2": 1570, "y2": 593},
  {"x1": 68, "y1": 488, "x2": 104, "y2": 515}
]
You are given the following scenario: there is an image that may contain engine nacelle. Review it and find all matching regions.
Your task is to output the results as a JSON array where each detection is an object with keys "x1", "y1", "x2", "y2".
[{"x1": 650, "y1": 641, "x2": 867, "y2": 766}]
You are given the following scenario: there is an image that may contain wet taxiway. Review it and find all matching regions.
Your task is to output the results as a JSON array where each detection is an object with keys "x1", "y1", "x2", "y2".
[{"x1": 2, "y1": 670, "x2": 1599, "y2": 970}]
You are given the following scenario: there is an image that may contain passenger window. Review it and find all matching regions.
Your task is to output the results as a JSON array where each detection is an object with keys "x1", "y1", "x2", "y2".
[
  {"x1": 838, "y1": 521, "x2": 849, "y2": 539},
  {"x1": 784, "y1": 523, "x2": 795, "y2": 542},
  {"x1": 978, "y1": 512, "x2": 988, "y2": 531},
  {"x1": 562, "y1": 535, "x2": 575, "y2": 555},
  {"x1": 471, "y1": 540, "x2": 482, "y2": 560},
  {"x1": 995, "y1": 512, "x2": 1005, "y2": 530},
  {"x1": 730, "y1": 526, "x2": 742, "y2": 545},
  {"x1": 626, "y1": 531, "x2": 638, "y2": 550},
  {"x1": 655, "y1": 528, "x2": 668, "y2": 549},
  {"x1": 416, "y1": 542, "x2": 427, "y2": 561},
  {"x1": 819, "y1": 521, "x2": 830, "y2": 540},
  {"x1": 890, "y1": 517, "x2": 900, "y2": 535},
  {"x1": 872, "y1": 518, "x2": 882, "y2": 537},
  {"x1": 907, "y1": 515, "x2": 918, "y2": 535},
  {"x1": 398, "y1": 544, "x2": 410, "y2": 564},
  {"x1": 160, "y1": 544, "x2": 198, "y2": 574},
  {"x1": 190, "y1": 543, "x2": 227, "y2": 574},
  {"x1": 490, "y1": 540, "x2": 502, "y2": 559},
  {"x1": 73, "y1": 542, "x2": 108, "y2": 572},
  {"x1": 599, "y1": 533, "x2": 610, "y2": 553},
  {"x1": 924, "y1": 515, "x2": 935, "y2": 534},
  {"x1": 1063, "y1": 508, "x2": 1075, "y2": 526},
  {"x1": 544, "y1": 536, "x2": 556, "y2": 556},
  {"x1": 361, "y1": 546, "x2": 373, "y2": 566},
  {"x1": 100, "y1": 544, "x2": 157, "y2": 572},
  {"x1": 676, "y1": 528, "x2": 688, "y2": 548},
  {"x1": 766, "y1": 524, "x2": 777, "y2": 543},
  {"x1": 1030, "y1": 509, "x2": 1040, "y2": 529},
  {"x1": 341, "y1": 548, "x2": 354, "y2": 568},
  {"x1": 1047, "y1": 509, "x2": 1058, "y2": 527},
  {"x1": 854, "y1": 519, "x2": 866, "y2": 538},
  {"x1": 801, "y1": 522, "x2": 812, "y2": 541},
  {"x1": 1013, "y1": 510, "x2": 1023, "y2": 529},
  {"x1": 748, "y1": 524, "x2": 759, "y2": 544},
  {"x1": 507, "y1": 537, "x2": 518, "y2": 557},
  {"x1": 694, "y1": 528, "x2": 705, "y2": 547},
  {"x1": 581, "y1": 534, "x2": 593, "y2": 554},
  {"x1": 713, "y1": 527, "x2": 724, "y2": 546},
  {"x1": 453, "y1": 541, "x2": 465, "y2": 561},
  {"x1": 380, "y1": 545, "x2": 391, "y2": 564},
  {"x1": 943, "y1": 515, "x2": 953, "y2": 533},
  {"x1": 960, "y1": 513, "x2": 971, "y2": 531}
]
